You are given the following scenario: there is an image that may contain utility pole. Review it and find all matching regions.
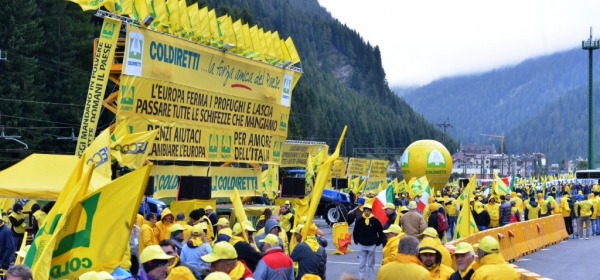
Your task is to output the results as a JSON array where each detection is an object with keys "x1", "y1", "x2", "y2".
[
  {"x1": 582, "y1": 27, "x2": 599, "y2": 169},
  {"x1": 436, "y1": 117, "x2": 452, "y2": 143}
]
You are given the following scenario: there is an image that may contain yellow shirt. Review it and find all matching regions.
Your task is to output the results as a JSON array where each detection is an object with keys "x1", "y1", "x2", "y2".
[{"x1": 382, "y1": 233, "x2": 404, "y2": 265}]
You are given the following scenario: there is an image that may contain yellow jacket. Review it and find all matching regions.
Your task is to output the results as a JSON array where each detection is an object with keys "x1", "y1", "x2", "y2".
[
  {"x1": 472, "y1": 253, "x2": 518, "y2": 280},
  {"x1": 139, "y1": 221, "x2": 158, "y2": 255},
  {"x1": 539, "y1": 199, "x2": 550, "y2": 216},
  {"x1": 155, "y1": 208, "x2": 174, "y2": 241},
  {"x1": 485, "y1": 203, "x2": 500, "y2": 227},
  {"x1": 526, "y1": 202, "x2": 540, "y2": 220},
  {"x1": 382, "y1": 233, "x2": 405, "y2": 265},
  {"x1": 376, "y1": 254, "x2": 432, "y2": 280},
  {"x1": 578, "y1": 200, "x2": 594, "y2": 217},
  {"x1": 561, "y1": 196, "x2": 571, "y2": 217},
  {"x1": 445, "y1": 200, "x2": 458, "y2": 217},
  {"x1": 427, "y1": 264, "x2": 454, "y2": 280}
]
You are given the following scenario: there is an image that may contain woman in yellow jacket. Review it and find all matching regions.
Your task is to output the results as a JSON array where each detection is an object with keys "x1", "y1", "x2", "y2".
[
  {"x1": 485, "y1": 197, "x2": 500, "y2": 228},
  {"x1": 155, "y1": 208, "x2": 175, "y2": 241},
  {"x1": 381, "y1": 224, "x2": 405, "y2": 265}
]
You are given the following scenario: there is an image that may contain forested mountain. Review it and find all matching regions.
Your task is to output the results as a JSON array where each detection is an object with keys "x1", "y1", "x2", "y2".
[
  {"x1": 0, "y1": 0, "x2": 455, "y2": 169},
  {"x1": 403, "y1": 48, "x2": 600, "y2": 163}
]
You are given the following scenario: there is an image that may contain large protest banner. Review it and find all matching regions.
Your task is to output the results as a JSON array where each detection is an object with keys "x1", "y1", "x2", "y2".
[
  {"x1": 75, "y1": 18, "x2": 121, "y2": 157},
  {"x1": 117, "y1": 25, "x2": 301, "y2": 164},
  {"x1": 280, "y1": 142, "x2": 328, "y2": 167},
  {"x1": 346, "y1": 158, "x2": 371, "y2": 177}
]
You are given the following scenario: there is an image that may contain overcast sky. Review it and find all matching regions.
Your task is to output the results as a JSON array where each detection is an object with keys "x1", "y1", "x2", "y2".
[{"x1": 318, "y1": 0, "x2": 600, "y2": 87}]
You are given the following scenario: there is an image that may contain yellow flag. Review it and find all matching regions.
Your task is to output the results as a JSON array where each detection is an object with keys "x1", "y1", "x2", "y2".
[
  {"x1": 241, "y1": 24, "x2": 255, "y2": 58},
  {"x1": 454, "y1": 186, "x2": 479, "y2": 240},
  {"x1": 207, "y1": 9, "x2": 219, "y2": 46},
  {"x1": 186, "y1": 3, "x2": 200, "y2": 41},
  {"x1": 261, "y1": 165, "x2": 278, "y2": 199},
  {"x1": 132, "y1": 0, "x2": 150, "y2": 22},
  {"x1": 493, "y1": 172, "x2": 510, "y2": 198},
  {"x1": 230, "y1": 188, "x2": 249, "y2": 242},
  {"x1": 113, "y1": 130, "x2": 157, "y2": 169},
  {"x1": 197, "y1": 6, "x2": 210, "y2": 44},
  {"x1": 147, "y1": 0, "x2": 168, "y2": 32},
  {"x1": 83, "y1": 128, "x2": 112, "y2": 181},
  {"x1": 279, "y1": 39, "x2": 292, "y2": 63},
  {"x1": 233, "y1": 19, "x2": 245, "y2": 51},
  {"x1": 48, "y1": 164, "x2": 152, "y2": 279},
  {"x1": 106, "y1": 0, "x2": 133, "y2": 16},
  {"x1": 285, "y1": 37, "x2": 300, "y2": 65},
  {"x1": 357, "y1": 179, "x2": 366, "y2": 194},
  {"x1": 165, "y1": 0, "x2": 180, "y2": 35},
  {"x1": 457, "y1": 174, "x2": 477, "y2": 205},
  {"x1": 178, "y1": 0, "x2": 192, "y2": 37},
  {"x1": 349, "y1": 177, "x2": 360, "y2": 193},
  {"x1": 25, "y1": 159, "x2": 94, "y2": 280},
  {"x1": 290, "y1": 196, "x2": 310, "y2": 251},
  {"x1": 396, "y1": 180, "x2": 407, "y2": 194},
  {"x1": 271, "y1": 31, "x2": 283, "y2": 64},
  {"x1": 305, "y1": 153, "x2": 315, "y2": 194},
  {"x1": 217, "y1": 15, "x2": 235, "y2": 48},
  {"x1": 302, "y1": 126, "x2": 347, "y2": 241},
  {"x1": 250, "y1": 25, "x2": 263, "y2": 60},
  {"x1": 69, "y1": 0, "x2": 115, "y2": 11}
]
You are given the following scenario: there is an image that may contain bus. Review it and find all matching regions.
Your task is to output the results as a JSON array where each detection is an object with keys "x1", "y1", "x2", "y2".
[{"x1": 575, "y1": 170, "x2": 600, "y2": 185}]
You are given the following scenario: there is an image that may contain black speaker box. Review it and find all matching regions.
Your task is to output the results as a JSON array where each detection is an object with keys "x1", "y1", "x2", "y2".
[
  {"x1": 280, "y1": 177, "x2": 306, "y2": 197},
  {"x1": 178, "y1": 176, "x2": 212, "y2": 200},
  {"x1": 331, "y1": 178, "x2": 348, "y2": 189},
  {"x1": 145, "y1": 176, "x2": 155, "y2": 196}
]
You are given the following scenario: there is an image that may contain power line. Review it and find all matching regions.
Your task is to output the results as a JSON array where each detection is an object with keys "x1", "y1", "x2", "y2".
[
  {"x1": 1, "y1": 114, "x2": 80, "y2": 126},
  {"x1": 0, "y1": 98, "x2": 84, "y2": 107}
]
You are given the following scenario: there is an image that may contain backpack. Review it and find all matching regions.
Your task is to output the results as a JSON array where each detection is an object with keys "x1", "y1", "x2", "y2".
[{"x1": 436, "y1": 212, "x2": 449, "y2": 232}]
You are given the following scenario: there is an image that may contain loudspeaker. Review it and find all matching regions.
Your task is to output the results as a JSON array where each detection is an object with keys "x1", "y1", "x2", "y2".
[
  {"x1": 178, "y1": 176, "x2": 212, "y2": 200},
  {"x1": 280, "y1": 177, "x2": 306, "y2": 197},
  {"x1": 145, "y1": 176, "x2": 155, "y2": 196},
  {"x1": 331, "y1": 178, "x2": 348, "y2": 189}
]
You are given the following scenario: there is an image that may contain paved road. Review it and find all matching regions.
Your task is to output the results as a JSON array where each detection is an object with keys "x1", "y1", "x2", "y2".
[{"x1": 514, "y1": 235, "x2": 600, "y2": 280}]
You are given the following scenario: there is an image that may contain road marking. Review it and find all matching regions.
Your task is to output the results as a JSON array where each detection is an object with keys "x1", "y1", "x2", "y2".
[
  {"x1": 328, "y1": 261, "x2": 381, "y2": 267},
  {"x1": 519, "y1": 258, "x2": 531, "y2": 261},
  {"x1": 541, "y1": 248, "x2": 551, "y2": 251}
]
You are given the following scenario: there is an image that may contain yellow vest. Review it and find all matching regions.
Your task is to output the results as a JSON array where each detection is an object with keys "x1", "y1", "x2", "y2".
[
  {"x1": 280, "y1": 212, "x2": 294, "y2": 232},
  {"x1": 578, "y1": 200, "x2": 594, "y2": 217},
  {"x1": 526, "y1": 203, "x2": 540, "y2": 220},
  {"x1": 561, "y1": 196, "x2": 571, "y2": 217},
  {"x1": 539, "y1": 200, "x2": 549, "y2": 215},
  {"x1": 8, "y1": 212, "x2": 26, "y2": 234},
  {"x1": 32, "y1": 210, "x2": 47, "y2": 225}
]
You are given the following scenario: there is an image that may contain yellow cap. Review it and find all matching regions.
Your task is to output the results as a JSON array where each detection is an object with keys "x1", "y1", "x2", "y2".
[
  {"x1": 140, "y1": 245, "x2": 175, "y2": 264},
  {"x1": 201, "y1": 241, "x2": 238, "y2": 262},
  {"x1": 217, "y1": 227, "x2": 233, "y2": 238},
  {"x1": 476, "y1": 236, "x2": 500, "y2": 254},
  {"x1": 399, "y1": 206, "x2": 409, "y2": 212},
  {"x1": 16, "y1": 245, "x2": 30, "y2": 258},
  {"x1": 290, "y1": 224, "x2": 305, "y2": 233},
  {"x1": 382, "y1": 224, "x2": 403, "y2": 235},
  {"x1": 259, "y1": 234, "x2": 280, "y2": 246},
  {"x1": 204, "y1": 271, "x2": 231, "y2": 280},
  {"x1": 232, "y1": 222, "x2": 257, "y2": 235},
  {"x1": 420, "y1": 227, "x2": 438, "y2": 238},
  {"x1": 363, "y1": 203, "x2": 373, "y2": 209},
  {"x1": 383, "y1": 203, "x2": 396, "y2": 210},
  {"x1": 205, "y1": 206, "x2": 213, "y2": 210},
  {"x1": 78, "y1": 271, "x2": 115, "y2": 280},
  {"x1": 166, "y1": 266, "x2": 196, "y2": 280},
  {"x1": 284, "y1": 200, "x2": 291, "y2": 205},
  {"x1": 419, "y1": 238, "x2": 439, "y2": 254},
  {"x1": 169, "y1": 223, "x2": 185, "y2": 233},
  {"x1": 408, "y1": 201, "x2": 417, "y2": 210},
  {"x1": 454, "y1": 242, "x2": 474, "y2": 254},
  {"x1": 216, "y1": 218, "x2": 230, "y2": 227}
]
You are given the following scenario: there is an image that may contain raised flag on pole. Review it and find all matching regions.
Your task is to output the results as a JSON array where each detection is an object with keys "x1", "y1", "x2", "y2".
[
  {"x1": 372, "y1": 186, "x2": 395, "y2": 225},
  {"x1": 454, "y1": 185, "x2": 479, "y2": 240},
  {"x1": 230, "y1": 187, "x2": 249, "y2": 242}
]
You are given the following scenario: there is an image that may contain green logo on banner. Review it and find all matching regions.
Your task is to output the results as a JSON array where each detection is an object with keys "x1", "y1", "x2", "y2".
[
  {"x1": 221, "y1": 135, "x2": 232, "y2": 159},
  {"x1": 53, "y1": 193, "x2": 101, "y2": 257},
  {"x1": 208, "y1": 134, "x2": 219, "y2": 158},
  {"x1": 120, "y1": 85, "x2": 135, "y2": 111},
  {"x1": 279, "y1": 113, "x2": 288, "y2": 131},
  {"x1": 427, "y1": 150, "x2": 446, "y2": 168},
  {"x1": 128, "y1": 36, "x2": 143, "y2": 60},
  {"x1": 272, "y1": 141, "x2": 282, "y2": 161}
]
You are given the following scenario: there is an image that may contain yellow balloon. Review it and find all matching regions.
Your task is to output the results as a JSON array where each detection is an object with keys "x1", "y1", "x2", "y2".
[{"x1": 400, "y1": 140, "x2": 452, "y2": 190}]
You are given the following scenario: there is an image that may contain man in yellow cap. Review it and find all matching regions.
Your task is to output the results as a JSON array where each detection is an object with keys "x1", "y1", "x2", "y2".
[
  {"x1": 400, "y1": 201, "x2": 427, "y2": 237},
  {"x1": 418, "y1": 237, "x2": 454, "y2": 279},
  {"x1": 169, "y1": 224, "x2": 185, "y2": 255},
  {"x1": 139, "y1": 245, "x2": 175, "y2": 280},
  {"x1": 230, "y1": 222, "x2": 262, "y2": 272},
  {"x1": 471, "y1": 236, "x2": 518, "y2": 280},
  {"x1": 254, "y1": 234, "x2": 294, "y2": 280},
  {"x1": 449, "y1": 242, "x2": 475, "y2": 280},
  {"x1": 420, "y1": 228, "x2": 452, "y2": 268},
  {"x1": 216, "y1": 218, "x2": 230, "y2": 234},
  {"x1": 381, "y1": 224, "x2": 405, "y2": 265},
  {"x1": 472, "y1": 202, "x2": 490, "y2": 231},
  {"x1": 377, "y1": 236, "x2": 430, "y2": 280},
  {"x1": 181, "y1": 224, "x2": 212, "y2": 275},
  {"x1": 352, "y1": 203, "x2": 384, "y2": 280},
  {"x1": 205, "y1": 206, "x2": 218, "y2": 234},
  {"x1": 290, "y1": 223, "x2": 327, "y2": 280},
  {"x1": 201, "y1": 241, "x2": 253, "y2": 280},
  {"x1": 383, "y1": 203, "x2": 398, "y2": 230}
]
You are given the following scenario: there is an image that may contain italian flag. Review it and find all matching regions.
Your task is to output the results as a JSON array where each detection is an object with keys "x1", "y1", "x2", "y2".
[
  {"x1": 372, "y1": 185, "x2": 395, "y2": 225},
  {"x1": 417, "y1": 184, "x2": 431, "y2": 213}
]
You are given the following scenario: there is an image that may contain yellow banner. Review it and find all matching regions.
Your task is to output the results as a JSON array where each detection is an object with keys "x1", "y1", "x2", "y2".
[
  {"x1": 122, "y1": 25, "x2": 301, "y2": 107},
  {"x1": 280, "y1": 142, "x2": 328, "y2": 167},
  {"x1": 150, "y1": 165, "x2": 209, "y2": 199},
  {"x1": 117, "y1": 75, "x2": 287, "y2": 164},
  {"x1": 347, "y1": 158, "x2": 371, "y2": 177},
  {"x1": 369, "y1": 159, "x2": 389, "y2": 179},
  {"x1": 209, "y1": 167, "x2": 261, "y2": 198},
  {"x1": 75, "y1": 18, "x2": 121, "y2": 157},
  {"x1": 364, "y1": 178, "x2": 386, "y2": 193},
  {"x1": 330, "y1": 157, "x2": 348, "y2": 178}
]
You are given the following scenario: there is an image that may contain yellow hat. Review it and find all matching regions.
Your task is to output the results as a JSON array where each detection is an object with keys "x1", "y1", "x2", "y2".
[
  {"x1": 216, "y1": 218, "x2": 230, "y2": 227},
  {"x1": 169, "y1": 223, "x2": 185, "y2": 233},
  {"x1": 363, "y1": 203, "x2": 373, "y2": 209},
  {"x1": 79, "y1": 271, "x2": 115, "y2": 280},
  {"x1": 16, "y1": 245, "x2": 30, "y2": 258},
  {"x1": 232, "y1": 222, "x2": 257, "y2": 235},
  {"x1": 290, "y1": 224, "x2": 305, "y2": 233},
  {"x1": 383, "y1": 203, "x2": 396, "y2": 210},
  {"x1": 191, "y1": 223, "x2": 207, "y2": 235},
  {"x1": 201, "y1": 241, "x2": 238, "y2": 262},
  {"x1": 284, "y1": 200, "x2": 291, "y2": 205},
  {"x1": 428, "y1": 203, "x2": 439, "y2": 212},
  {"x1": 400, "y1": 206, "x2": 409, "y2": 212},
  {"x1": 382, "y1": 224, "x2": 403, "y2": 235},
  {"x1": 166, "y1": 266, "x2": 196, "y2": 280},
  {"x1": 301, "y1": 274, "x2": 322, "y2": 280},
  {"x1": 420, "y1": 227, "x2": 438, "y2": 238},
  {"x1": 140, "y1": 245, "x2": 175, "y2": 264},
  {"x1": 476, "y1": 236, "x2": 500, "y2": 254},
  {"x1": 204, "y1": 271, "x2": 231, "y2": 280},
  {"x1": 259, "y1": 234, "x2": 280, "y2": 246},
  {"x1": 419, "y1": 237, "x2": 439, "y2": 254},
  {"x1": 205, "y1": 206, "x2": 213, "y2": 210},
  {"x1": 454, "y1": 242, "x2": 474, "y2": 254},
  {"x1": 217, "y1": 227, "x2": 233, "y2": 238},
  {"x1": 408, "y1": 201, "x2": 417, "y2": 210}
]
